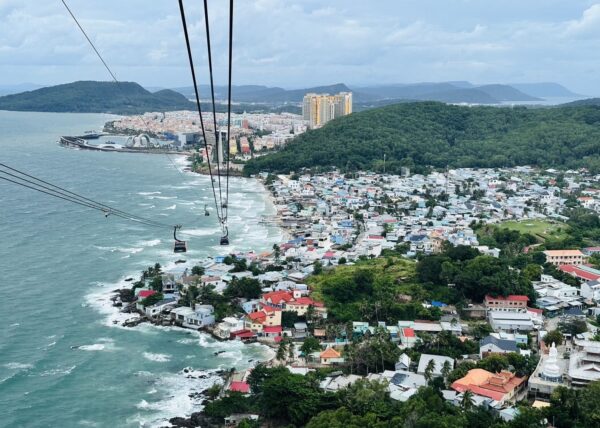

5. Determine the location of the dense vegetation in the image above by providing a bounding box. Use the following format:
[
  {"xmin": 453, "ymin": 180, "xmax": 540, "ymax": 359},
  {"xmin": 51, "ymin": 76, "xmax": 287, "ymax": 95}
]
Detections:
[
  {"xmin": 201, "ymin": 365, "xmax": 600, "ymax": 428},
  {"xmin": 244, "ymin": 102, "xmax": 600, "ymax": 175},
  {"xmin": 308, "ymin": 257, "xmax": 444, "ymax": 323}
]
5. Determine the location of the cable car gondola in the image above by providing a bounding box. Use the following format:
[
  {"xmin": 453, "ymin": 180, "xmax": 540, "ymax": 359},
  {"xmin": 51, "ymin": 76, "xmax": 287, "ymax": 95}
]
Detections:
[
  {"xmin": 220, "ymin": 226, "xmax": 229, "ymax": 246},
  {"xmin": 173, "ymin": 225, "xmax": 187, "ymax": 253}
]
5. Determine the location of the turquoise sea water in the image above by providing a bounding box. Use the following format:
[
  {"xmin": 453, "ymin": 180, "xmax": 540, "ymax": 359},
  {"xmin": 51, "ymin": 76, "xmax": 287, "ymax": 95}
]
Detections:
[{"xmin": 0, "ymin": 111, "xmax": 280, "ymax": 427}]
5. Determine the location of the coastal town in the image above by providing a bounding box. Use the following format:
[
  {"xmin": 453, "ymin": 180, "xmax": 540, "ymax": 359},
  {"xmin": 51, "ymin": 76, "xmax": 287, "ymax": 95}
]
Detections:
[{"xmin": 109, "ymin": 163, "xmax": 600, "ymax": 427}]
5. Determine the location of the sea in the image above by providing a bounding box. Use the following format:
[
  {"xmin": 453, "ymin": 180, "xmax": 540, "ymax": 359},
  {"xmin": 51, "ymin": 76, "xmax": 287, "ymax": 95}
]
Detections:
[{"xmin": 0, "ymin": 111, "xmax": 282, "ymax": 427}]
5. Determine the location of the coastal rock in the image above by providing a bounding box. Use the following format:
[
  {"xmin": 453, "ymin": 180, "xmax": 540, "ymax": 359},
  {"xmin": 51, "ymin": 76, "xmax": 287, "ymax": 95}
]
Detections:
[{"xmin": 168, "ymin": 416, "xmax": 196, "ymax": 428}]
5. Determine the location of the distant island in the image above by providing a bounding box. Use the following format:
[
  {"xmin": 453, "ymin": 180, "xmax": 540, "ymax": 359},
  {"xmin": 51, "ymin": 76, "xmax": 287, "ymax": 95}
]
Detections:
[
  {"xmin": 0, "ymin": 81, "xmax": 196, "ymax": 114},
  {"xmin": 243, "ymin": 101, "xmax": 600, "ymax": 175}
]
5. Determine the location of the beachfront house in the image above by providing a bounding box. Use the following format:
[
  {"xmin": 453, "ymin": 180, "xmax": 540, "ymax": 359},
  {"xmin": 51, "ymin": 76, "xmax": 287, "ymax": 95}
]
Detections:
[
  {"xmin": 171, "ymin": 304, "xmax": 215, "ymax": 329},
  {"xmin": 143, "ymin": 297, "xmax": 178, "ymax": 318}
]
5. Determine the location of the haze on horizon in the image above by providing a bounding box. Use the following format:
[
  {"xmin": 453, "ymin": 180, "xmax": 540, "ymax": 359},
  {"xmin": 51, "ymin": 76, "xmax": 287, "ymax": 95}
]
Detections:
[{"xmin": 1, "ymin": 0, "xmax": 600, "ymax": 95}]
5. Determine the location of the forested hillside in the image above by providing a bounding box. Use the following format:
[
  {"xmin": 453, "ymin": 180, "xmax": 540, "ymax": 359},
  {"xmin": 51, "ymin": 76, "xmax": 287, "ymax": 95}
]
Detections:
[
  {"xmin": 244, "ymin": 102, "xmax": 600, "ymax": 175},
  {"xmin": 0, "ymin": 81, "xmax": 195, "ymax": 114}
]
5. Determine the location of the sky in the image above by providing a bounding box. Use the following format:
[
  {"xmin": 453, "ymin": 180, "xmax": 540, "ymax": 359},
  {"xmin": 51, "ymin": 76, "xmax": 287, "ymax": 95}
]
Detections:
[{"xmin": 1, "ymin": 0, "xmax": 600, "ymax": 95}]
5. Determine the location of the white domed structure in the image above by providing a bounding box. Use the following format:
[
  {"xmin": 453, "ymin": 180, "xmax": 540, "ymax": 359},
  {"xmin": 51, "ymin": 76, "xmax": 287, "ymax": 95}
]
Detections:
[{"xmin": 542, "ymin": 342, "xmax": 562, "ymax": 381}]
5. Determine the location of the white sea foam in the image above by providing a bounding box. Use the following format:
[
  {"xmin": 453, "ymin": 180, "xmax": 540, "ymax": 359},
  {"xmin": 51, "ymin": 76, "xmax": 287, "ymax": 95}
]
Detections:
[
  {"xmin": 143, "ymin": 352, "xmax": 171, "ymax": 362},
  {"xmin": 135, "ymin": 239, "xmax": 161, "ymax": 247},
  {"xmin": 9, "ymin": 323, "xmax": 20, "ymax": 327},
  {"xmin": 163, "ymin": 204, "xmax": 177, "ymax": 210},
  {"xmin": 94, "ymin": 245, "xmax": 144, "ymax": 255},
  {"xmin": 38, "ymin": 365, "xmax": 76, "ymax": 377},
  {"xmin": 77, "ymin": 339, "xmax": 117, "ymax": 352},
  {"xmin": 138, "ymin": 191, "xmax": 162, "ymax": 196},
  {"xmin": 3, "ymin": 362, "xmax": 34, "ymax": 370},
  {"xmin": 129, "ymin": 368, "xmax": 222, "ymax": 428}
]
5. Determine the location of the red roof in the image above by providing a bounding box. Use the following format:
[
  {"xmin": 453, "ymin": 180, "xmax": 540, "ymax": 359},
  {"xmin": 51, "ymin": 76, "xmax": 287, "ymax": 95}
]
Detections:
[
  {"xmin": 289, "ymin": 297, "xmax": 314, "ymax": 305},
  {"xmin": 260, "ymin": 303, "xmax": 281, "ymax": 313},
  {"xmin": 368, "ymin": 235, "xmax": 384, "ymax": 240},
  {"xmin": 262, "ymin": 291, "xmax": 294, "ymax": 305},
  {"xmin": 232, "ymin": 330, "xmax": 256, "ymax": 339},
  {"xmin": 402, "ymin": 327, "xmax": 415, "ymax": 338},
  {"xmin": 323, "ymin": 251, "xmax": 335, "ymax": 259},
  {"xmin": 138, "ymin": 290, "xmax": 156, "ymax": 298},
  {"xmin": 229, "ymin": 381, "xmax": 250, "ymax": 393},
  {"xmin": 485, "ymin": 294, "xmax": 529, "ymax": 302},
  {"xmin": 263, "ymin": 326, "xmax": 282, "ymax": 334},
  {"xmin": 527, "ymin": 307, "xmax": 543, "ymax": 314},
  {"xmin": 559, "ymin": 265, "xmax": 600, "ymax": 281},
  {"xmin": 248, "ymin": 311, "xmax": 266, "ymax": 321}
]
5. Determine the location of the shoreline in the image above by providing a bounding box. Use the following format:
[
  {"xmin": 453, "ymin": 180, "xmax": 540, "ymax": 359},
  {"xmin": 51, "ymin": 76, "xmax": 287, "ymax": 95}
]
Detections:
[{"xmin": 82, "ymin": 153, "xmax": 283, "ymax": 425}]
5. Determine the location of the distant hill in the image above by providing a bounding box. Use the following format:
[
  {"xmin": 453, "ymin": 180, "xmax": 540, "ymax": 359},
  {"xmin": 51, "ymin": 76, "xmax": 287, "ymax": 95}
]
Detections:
[
  {"xmin": 244, "ymin": 101, "xmax": 600, "ymax": 176},
  {"xmin": 175, "ymin": 81, "xmax": 545, "ymax": 105},
  {"xmin": 0, "ymin": 81, "xmax": 195, "ymax": 114},
  {"xmin": 353, "ymin": 83, "xmax": 539, "ymax": 104},
  {"xmin": 510, "ymin": 82, "xmax": 582, "ymax": 98},
  {"xmin": 475, "ymin": 84, "xmax": 540, "ymax": 101},
  {"xmin": 173, "ymin": 83, "xmax": 365, "ymax": 103},
  {"xmin": 560, "ymin": 98, "xmax": 600, "ymax": 107}
]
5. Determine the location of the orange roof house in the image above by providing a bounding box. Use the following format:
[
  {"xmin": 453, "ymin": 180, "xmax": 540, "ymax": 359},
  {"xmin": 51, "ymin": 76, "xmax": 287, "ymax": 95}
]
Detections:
[
  {"xmin": 320, "ymin": 347, "xmax": 343, "ymax": 365},
  {"xmin": 451, "ymin": 369, "xmax": 527, "ymax": 404}
]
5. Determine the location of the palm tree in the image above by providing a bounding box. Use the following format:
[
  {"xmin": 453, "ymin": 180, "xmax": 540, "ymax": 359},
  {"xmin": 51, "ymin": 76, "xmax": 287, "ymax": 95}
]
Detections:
[
  {"xmin": 441, "ymin": 360, "xmax": 452, "ymax": 381},
  {"xmin": 461, "ymin": 390, "xmax": 474, "ymax": 411},
  {"xmin": 276, "ymin": 340, "xmax": 287, "ymax": 362},
  {"xmin": 424, "ymin": 359, "xmax": 436, "ymax": 382},
  {"xmin": 287, "ymin": 340, "xmax": 295, "ymax": 361}
]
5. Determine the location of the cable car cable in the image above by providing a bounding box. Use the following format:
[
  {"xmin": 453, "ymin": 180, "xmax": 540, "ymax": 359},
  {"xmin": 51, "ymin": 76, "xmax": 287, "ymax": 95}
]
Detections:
[
  {"xmin": 202, "ymin": 0, "xmax": 224, "ymax": 213},
  {"xmin": 0, "ymin": 163, "xmax": 172, "ymax": 228},
  {"xmin": 224, "ymin": 0, "xmax": 234, "ymax": 224},
  {"xmin": 177, "ymin": 0, "xmax": 224, "ymax": 226}
]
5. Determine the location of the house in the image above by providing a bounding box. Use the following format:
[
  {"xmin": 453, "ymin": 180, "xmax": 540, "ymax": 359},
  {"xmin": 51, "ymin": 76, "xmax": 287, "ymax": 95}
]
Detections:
[
  {"xmin": 484, "ymin": 295, "xmax": 529, "ymax": 313},
  {"xmin": 214, "ymin": 317, "xmax": 245, "ymax": 339},
  {"xmin": 488, "ymin": 311, "xmax": 535, "ymax": 332},
  {"xmin": 229, "ymin": 381, "xmax": 250, "ymax": 394},
  {"xmin": 479, "ymin": 335, "xmax": 518, "ymax": 358},
  {"xmin": 293, "ymin": 322, "xmax": 308, "ymax": 339},
  {"xmin": 399, "ymin": 327, "xmax": 417, "ymax": 348},
  {"xmin": 395, "ymin": 353, "xmax": 412, "ymax": 371},
  {"xmin": 451, "ymin": 369, "xmax": 527, "ymax": 405},
  {"xmin": 320, "ymin": 347, "xmax": 344, "ymax": 365},
  {"xmin": 319, "ymin": 374, "xmax": 362, "ymax": 392},
  {"xmin": 143, "ymin": 297, "xmax": 177, "ymax": 318},
  {"xmin": 417, "ymin": 354, "xmax": 454, "ymax": 377},
  {"xmin": 286, "ymin": 297, "xmax": 317, "ymax": 316},
  {"xmin": 170, "ymin": 304, "xmax": 215, "ymax": 329},
  {"xmin": 543, "ymin": 249, "xmax": 585, "ymax": 266},
  {"xmin": 581, "ymin": 280, "xmax": 600, "ymax": 302}
]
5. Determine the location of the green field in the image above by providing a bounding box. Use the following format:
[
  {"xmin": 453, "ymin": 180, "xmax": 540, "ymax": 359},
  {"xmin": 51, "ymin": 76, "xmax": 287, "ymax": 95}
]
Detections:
[{"xmin": 499, "ymin": 219, "xmax": 569, "ymax": 242}]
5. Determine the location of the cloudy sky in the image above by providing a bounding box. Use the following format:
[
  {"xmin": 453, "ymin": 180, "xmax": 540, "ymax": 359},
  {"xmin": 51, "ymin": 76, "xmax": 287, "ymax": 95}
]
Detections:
[{"xmin": 1, "ymin": 0, "xmax": 600, "ymax": 94}]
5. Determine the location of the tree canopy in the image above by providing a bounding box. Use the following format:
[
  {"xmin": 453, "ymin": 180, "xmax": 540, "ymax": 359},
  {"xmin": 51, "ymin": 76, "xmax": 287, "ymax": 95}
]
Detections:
[{"xmin": 244, "ymin": 101, "xmax": 600, "ymax": 175}]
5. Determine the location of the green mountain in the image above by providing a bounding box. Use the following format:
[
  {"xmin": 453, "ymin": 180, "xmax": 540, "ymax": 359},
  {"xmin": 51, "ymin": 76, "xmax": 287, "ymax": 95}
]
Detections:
[
  {"xmin": 0, "ymin": 81, "xmax": 195, "ymax": 114},
  {"xmin": 561, "ymin": 98, "xmax": 600, "ymax": 107},
  {"xmin": 244, "ymin": 101, "xmax": 600, "ymax": 175}
]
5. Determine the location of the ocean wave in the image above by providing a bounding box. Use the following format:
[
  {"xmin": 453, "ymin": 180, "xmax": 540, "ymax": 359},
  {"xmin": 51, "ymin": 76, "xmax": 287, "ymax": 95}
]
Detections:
[
  {"xmin": 143, "ymin": 352, "xmax": 171, "ymax": 362},
  {"xmin": 3, "ymin": 362, "xmax": 34, "ymax": 370},
  {"xmin": 94, "ymin": 245, "xmax": 144, "ymax": 255},
  {"xmin": 163, "ymin": 204, "xmax": 177, "ymax": 210},
  {"xmin": 76, "ymin": 339, "xmax": 117, "ymax": 352},
  {"xmin": 135, "ymin": 239, "xmax": 161, "ymax": 247},
  {"xmin": 129, "ymin": 369, "xmax": 221, "ymax": 428},
  {"xmin": 38, "ymin": 365, "xmax": 76, "ymax": 377},
  {"xmin": 138, "ymin": 191, "xmax": 162, "ymax": 196}
]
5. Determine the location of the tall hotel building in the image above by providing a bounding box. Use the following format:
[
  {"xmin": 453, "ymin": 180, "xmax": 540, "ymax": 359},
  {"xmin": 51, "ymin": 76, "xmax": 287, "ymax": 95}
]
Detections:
[{"xmin": 302, "ymin": 92, "xmax": 353, "ymax": 129}]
